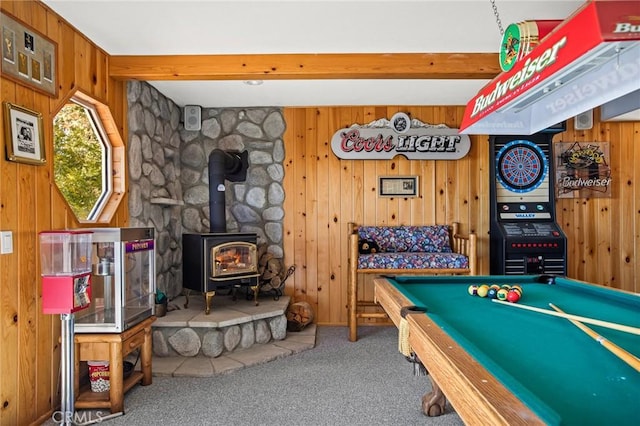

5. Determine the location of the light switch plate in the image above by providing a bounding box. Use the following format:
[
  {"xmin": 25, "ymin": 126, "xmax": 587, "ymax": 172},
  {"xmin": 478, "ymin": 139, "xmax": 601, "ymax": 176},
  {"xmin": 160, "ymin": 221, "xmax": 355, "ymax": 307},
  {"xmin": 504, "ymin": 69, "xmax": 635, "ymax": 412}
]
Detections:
[{"xmin": 0, "ymin": 231, "xmax": 13, "ymax": 254}]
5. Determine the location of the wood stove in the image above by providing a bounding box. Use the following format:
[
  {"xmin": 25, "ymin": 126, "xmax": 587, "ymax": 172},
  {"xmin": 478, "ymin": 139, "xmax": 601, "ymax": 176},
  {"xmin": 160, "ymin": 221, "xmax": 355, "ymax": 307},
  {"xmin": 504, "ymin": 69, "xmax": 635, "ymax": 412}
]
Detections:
[{"xmin": 182, "ymin": 232, "xmax": 259, "ymax": 314}]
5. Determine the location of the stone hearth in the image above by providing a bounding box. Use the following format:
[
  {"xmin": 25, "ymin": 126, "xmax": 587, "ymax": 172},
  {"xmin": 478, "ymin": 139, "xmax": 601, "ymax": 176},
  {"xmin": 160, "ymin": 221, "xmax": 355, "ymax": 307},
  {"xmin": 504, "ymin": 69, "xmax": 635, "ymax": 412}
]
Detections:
[{"xmin": 151, "ymin": 293, "xmax": 316, "ymax": 377}]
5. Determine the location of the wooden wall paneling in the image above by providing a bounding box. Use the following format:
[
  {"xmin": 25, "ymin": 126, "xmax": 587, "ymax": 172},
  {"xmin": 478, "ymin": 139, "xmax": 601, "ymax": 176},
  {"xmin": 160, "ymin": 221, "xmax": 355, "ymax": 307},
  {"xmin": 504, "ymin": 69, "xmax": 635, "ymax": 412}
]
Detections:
[
  {"xmin": 433, "ymin": 107, "xmax": 449, "ymax": 224},
  {"xmin": 634, "ymin": 122, "xmax": 640, "ymax": 293},
  {"xmin": 15, "ymin": 80, "xmax": 38, "ymax": 424},
  {"xmin": 327, "ymin": 108, "xmax": 344, "ymax": 324},
  {"xmin": 617, "ymin": 121, "xmax": 637, "ymax": 292},
  {"xmin": 410, "ymin": 153, "xmax": 425, "ymax": 225},
  {"xmin": 34, "ymin": 88, "xmax": 55, "ymax": 418},
  {"xmin": 314, "ymin": 108, "xmax": 331, "ymax": 322},
  {"xmin": 595, "ymin": 121, "xmax": 612, "ymax": 286},
  {"xmin": 57, "ymin": 21, "xmax": 77, "ymax": 103},
  {"xmin": 74, "ymin": 33, "xmax": 94, "ymax": 92},
  {"xmin": 557, "ymin": 128, "xmax": 581, "ymax": 279},
  {"xmin": 282, "ymin": 110, "xmax": 296, "ymax": 302},
  {"xmin": 592, "ymin": 116, "xmax": 619, "ymax": 286},
  {"xmin": 474, "ymin": 133, "xmax": 491, "ymax": 274},
  {"xmin": 292, "ymin": 109, "xmax": 307, "ymax": 300},
  {"xmin": 0, "ymin": 79, "xmax": 19, "ymax": 425},
  {"xmin": 304, "ymin": 108, "xmax": 319, "ymax": 315},
  {"xmin": 337, "ymin": 108, "xmax": 352, "ymax": 322}
]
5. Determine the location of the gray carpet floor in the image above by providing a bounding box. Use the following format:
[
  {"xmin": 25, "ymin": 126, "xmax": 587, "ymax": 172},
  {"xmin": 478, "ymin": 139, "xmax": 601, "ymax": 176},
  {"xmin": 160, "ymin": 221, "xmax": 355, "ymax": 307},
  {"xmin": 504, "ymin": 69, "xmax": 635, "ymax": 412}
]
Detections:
[{"xmin": 54, "ymin": 326, "xmax": 464, "ymax": 425}]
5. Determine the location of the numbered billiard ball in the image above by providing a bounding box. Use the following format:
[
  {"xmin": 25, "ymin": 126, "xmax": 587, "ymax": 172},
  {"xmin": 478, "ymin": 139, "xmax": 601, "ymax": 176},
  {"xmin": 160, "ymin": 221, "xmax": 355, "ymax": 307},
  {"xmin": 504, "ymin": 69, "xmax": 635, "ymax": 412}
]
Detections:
[
  {"xmin": 468, "ymin": 284, "xmax": 479, "ymax": 296},
  {"xmin": 477, "ymin": 284, "xmax": 489, "ymax": 298},
  {"xmin": 496, "ymin": 288, "xmax": 509, "ymax": 301},
  {"xmin": 487, "ymin": 288, "xmax": 498, "ymax": 299},
  {"xmin": 507, "ymin": 289, "xmax": 521, "ymax": 303}
]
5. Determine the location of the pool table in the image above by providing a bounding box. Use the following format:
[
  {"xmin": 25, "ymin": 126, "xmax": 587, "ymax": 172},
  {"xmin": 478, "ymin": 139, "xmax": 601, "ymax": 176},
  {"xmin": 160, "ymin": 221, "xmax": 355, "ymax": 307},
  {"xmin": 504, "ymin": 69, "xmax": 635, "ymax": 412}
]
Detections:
[{"xmin": 374, "ymin": 275, "xmax": 640, "ymax": 426}]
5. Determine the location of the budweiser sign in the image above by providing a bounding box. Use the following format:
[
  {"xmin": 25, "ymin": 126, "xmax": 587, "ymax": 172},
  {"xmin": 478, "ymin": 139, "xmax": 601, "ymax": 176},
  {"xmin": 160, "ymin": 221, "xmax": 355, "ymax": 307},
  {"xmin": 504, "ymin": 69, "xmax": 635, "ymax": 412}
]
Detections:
[
  {"xmin": 460, "ymin": 0, "xmax": 640, "ymax": 135},
  {"xmin": 331, "ymin": 113, "xmax": 471, "ymax": 160}
]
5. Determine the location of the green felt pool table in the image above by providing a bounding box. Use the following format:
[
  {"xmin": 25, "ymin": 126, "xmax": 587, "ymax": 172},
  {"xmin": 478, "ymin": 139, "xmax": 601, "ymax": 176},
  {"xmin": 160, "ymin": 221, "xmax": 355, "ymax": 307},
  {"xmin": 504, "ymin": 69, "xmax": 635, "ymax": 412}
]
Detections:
[{"xmin": 374, "ymin": 275, "xmax": 640, "ymax": 426}]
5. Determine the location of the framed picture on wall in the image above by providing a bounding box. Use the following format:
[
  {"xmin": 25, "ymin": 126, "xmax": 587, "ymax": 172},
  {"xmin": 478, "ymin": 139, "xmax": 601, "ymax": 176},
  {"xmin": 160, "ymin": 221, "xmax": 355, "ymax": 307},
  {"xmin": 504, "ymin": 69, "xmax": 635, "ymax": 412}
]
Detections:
[
  {"xmin": 379, "ymin": 176, "xmax": 419, "ymax": 197},
  {"xmin": 1, "ymin": 10, "xmax": 57, "ymax": 97},
  {"xmin": 3, "ymin": 102, "xmax": 46, "ymax": 165}
]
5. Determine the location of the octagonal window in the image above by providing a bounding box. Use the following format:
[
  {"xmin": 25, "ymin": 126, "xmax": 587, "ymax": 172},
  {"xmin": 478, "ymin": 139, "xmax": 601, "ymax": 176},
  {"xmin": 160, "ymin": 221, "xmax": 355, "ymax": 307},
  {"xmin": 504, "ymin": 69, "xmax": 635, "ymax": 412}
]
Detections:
[{"xmin": 53, "ymin": 91, "xmax": 125, "ymax": 223}]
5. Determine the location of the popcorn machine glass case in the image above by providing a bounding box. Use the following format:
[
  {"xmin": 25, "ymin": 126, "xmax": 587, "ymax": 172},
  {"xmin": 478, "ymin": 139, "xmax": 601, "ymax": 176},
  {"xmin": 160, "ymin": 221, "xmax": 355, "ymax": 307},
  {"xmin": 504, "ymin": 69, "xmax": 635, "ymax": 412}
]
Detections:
[{"xmin": 74, "ymin": 227, "xmax": 155, "ymax": 333}]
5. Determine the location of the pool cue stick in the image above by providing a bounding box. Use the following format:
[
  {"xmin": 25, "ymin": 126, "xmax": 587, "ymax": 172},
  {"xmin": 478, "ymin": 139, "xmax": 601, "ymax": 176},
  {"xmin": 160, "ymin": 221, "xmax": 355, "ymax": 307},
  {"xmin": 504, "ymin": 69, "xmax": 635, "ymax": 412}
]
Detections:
[
  {"xmin": 491, "ymin": 299, "xmax": 640, "ymax": 336},
  {"xmin": 549, "ymin": 303, "xmax": 640, "ymax": 373}
]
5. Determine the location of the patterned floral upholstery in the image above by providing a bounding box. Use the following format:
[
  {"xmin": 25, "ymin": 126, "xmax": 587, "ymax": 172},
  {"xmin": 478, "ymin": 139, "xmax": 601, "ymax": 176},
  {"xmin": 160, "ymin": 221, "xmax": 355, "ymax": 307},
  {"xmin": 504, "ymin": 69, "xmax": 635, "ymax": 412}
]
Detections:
[
  {"xmin": 356, "ymin": 225, "xmax": 469, "ymax": 270},
  {"xmin": 357, "ymin": 252, "xmax": 469, "ymax": 269},
  {"xmin": 358, "ymin": 226, "xmax": 452, "ymax": 253}
]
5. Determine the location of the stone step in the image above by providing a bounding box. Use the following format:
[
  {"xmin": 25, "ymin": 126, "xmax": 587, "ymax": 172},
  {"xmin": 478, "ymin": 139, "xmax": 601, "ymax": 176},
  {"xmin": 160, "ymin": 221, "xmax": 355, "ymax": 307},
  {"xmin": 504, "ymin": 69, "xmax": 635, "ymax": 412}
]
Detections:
[{"xmin": 152, "ymin": 294, "xmax": 292, "ymax": 358}]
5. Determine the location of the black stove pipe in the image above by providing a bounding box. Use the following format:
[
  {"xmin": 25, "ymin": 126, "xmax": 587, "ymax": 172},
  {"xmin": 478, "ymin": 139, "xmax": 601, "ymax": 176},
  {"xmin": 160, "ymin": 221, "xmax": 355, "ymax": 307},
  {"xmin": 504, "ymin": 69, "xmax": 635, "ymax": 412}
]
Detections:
[{"xmin": 208, "ymin": 149, "xmax": 249, "ymax": 233}]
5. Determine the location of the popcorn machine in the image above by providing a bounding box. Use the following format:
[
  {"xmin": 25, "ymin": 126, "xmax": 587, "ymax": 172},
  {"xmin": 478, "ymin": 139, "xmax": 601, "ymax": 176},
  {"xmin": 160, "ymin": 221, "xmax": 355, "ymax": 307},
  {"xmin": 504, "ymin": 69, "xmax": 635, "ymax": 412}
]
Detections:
[{"xmin": 75, "ymin": 227, "xmax": 156, "ymax": 333}]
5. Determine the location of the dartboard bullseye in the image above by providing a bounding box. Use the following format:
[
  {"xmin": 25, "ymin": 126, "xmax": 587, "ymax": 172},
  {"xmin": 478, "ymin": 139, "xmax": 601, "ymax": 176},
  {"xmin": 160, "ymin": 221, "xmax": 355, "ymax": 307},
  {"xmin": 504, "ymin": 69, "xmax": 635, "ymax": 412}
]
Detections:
[{"xmin": 496, "ymin": 140, "xmax": 548, "ymax": 193}]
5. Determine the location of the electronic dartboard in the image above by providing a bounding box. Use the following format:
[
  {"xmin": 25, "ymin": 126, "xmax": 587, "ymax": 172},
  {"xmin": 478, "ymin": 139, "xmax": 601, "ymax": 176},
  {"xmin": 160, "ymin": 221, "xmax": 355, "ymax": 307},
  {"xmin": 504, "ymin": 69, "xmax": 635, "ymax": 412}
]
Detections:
[
  {"xmin": 489, "ymin": 131, "xmax": 567, "ymax": 276},
  {"xmin": 496, "ymin": 140, "xmax": 547, "ymax": 194}
]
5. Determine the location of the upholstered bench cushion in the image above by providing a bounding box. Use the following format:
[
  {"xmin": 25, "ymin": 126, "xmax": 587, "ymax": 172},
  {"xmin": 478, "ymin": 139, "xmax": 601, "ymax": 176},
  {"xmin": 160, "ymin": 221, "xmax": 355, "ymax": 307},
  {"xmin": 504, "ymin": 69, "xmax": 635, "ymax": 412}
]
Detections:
[
  {"xmin": 357, "ymin": 252, "xmax": 469, "ymax": 270},
  {"xmin": 358, "ymin": 225, "xmax": 452, "ymax": 253}
]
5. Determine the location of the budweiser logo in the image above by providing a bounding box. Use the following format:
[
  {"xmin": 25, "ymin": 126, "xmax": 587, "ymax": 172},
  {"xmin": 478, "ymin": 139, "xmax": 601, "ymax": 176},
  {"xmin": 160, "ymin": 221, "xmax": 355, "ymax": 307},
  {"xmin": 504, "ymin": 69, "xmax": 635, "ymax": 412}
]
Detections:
[
  {"xmin": 614, "ymin": 23, "xmax": 640, "ymax": 33},
  {"xmin": 471, "ymin": 36, "xmax": 568, "ymax": 118}
]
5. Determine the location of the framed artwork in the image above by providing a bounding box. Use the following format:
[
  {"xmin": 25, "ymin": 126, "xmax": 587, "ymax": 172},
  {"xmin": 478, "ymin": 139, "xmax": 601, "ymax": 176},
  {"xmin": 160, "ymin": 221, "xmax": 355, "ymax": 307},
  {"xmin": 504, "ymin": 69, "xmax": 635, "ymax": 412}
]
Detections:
[
  {"xmin": 3, "ymin": 102, "xmax": 46, "ymax": 165},
  {"xmin": 379, "ymin": 176, "xmax": 419, "ymax": 197},
  {"xmin": 1, "ymin": 10, "xmax": 57, "ymax": 97}
]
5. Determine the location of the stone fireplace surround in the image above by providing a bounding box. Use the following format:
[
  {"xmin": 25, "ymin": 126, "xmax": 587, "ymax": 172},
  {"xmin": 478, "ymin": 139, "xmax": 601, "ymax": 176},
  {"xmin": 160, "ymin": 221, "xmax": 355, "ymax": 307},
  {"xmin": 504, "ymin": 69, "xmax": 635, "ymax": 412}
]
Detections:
[{"xmin": 126, "ymin": 81, "xmax": 287, "ymax": 300}]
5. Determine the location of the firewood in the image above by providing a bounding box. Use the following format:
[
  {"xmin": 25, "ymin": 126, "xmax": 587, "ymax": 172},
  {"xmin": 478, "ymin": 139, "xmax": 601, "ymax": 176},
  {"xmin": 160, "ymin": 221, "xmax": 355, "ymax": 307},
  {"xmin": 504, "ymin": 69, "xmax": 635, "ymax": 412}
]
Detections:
[{"xmin": 286, "ymin": 301, "xmax": 314, "ymax": 331}]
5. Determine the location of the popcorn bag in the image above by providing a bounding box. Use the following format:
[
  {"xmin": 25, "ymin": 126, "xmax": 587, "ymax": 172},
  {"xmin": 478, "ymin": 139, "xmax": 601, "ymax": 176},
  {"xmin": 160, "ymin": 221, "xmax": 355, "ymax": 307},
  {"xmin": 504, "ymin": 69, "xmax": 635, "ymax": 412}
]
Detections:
[{"xmin": 87, "ymin": 361, "xmax": 110, "ymax": 392}]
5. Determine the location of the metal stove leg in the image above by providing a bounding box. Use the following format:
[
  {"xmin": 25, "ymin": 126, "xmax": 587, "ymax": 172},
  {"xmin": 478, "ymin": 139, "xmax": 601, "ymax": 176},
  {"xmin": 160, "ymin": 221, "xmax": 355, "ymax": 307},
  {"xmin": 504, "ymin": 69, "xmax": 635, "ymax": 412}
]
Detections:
[{"xmin": 204, "ymin": 290, "xmax": 215, "ymax": 314}]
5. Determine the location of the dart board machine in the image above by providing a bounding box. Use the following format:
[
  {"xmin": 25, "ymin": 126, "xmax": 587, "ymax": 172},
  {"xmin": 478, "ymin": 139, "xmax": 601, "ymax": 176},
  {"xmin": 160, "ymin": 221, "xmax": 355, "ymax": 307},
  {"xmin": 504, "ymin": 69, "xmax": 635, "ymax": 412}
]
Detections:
[{"xmin": 489, "ymin": 128, "xmax": 567, "ymax": 276}]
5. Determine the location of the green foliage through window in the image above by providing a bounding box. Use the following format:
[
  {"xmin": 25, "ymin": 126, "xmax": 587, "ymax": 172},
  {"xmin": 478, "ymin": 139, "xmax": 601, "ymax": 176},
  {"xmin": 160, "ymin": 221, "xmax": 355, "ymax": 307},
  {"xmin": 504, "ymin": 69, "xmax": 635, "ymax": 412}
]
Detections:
[{"xmin": 54, "ymin": 103, "xmax": 105, "ymax": 220}]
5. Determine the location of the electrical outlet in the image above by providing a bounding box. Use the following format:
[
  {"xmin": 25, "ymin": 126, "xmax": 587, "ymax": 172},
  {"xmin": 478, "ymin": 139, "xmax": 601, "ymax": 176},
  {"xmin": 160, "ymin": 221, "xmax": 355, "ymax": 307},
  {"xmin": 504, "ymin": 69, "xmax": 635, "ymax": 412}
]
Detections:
[{"xmin": 0, "ymin": 231, "xmax": 13, "ymax": 254}]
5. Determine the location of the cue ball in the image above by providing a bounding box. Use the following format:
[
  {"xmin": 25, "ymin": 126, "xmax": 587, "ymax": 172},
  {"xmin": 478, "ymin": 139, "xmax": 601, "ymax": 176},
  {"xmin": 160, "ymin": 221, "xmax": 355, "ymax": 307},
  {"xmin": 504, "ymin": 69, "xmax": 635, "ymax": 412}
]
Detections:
[
  {"xmin": 496, "ymin": 288, "xmax": 509, "ymax": 301},
  {"xmin": 487, "ymin": 288, "xmax": 498, "ymax": 299},
  {"xmin": 468, "ymin": 284, "xmax": 479, "ymax": 296},
  {"xmin": 477, "ymin": 285, "xmax": 489, "ymax": 298},
  {"xmin": 507, "ymin": 290, "xmax": 521, "ymax": 303}
]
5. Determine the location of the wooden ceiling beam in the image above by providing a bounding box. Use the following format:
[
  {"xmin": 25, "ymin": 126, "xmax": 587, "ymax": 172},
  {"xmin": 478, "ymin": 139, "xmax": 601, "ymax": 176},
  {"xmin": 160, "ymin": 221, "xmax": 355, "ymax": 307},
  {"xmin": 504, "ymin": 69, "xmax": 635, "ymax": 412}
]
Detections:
[{"xmin": 109, "ymin": 53, "xmax": 500, "ymax": 81}]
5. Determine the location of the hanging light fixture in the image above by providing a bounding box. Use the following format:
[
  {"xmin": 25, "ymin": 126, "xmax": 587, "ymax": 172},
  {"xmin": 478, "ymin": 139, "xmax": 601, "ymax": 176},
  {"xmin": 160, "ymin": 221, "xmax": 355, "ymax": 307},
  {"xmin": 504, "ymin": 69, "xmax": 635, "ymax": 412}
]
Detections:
[{"xmin": 460, "ymin": 0, "xmax": 640, "ymax": 135}]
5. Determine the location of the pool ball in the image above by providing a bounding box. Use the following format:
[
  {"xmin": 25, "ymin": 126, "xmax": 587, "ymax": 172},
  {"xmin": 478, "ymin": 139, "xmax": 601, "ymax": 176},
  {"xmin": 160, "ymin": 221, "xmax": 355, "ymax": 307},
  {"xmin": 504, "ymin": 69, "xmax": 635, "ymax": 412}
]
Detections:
[
  {"xmin": 509, "ymin": 286, "xmax": 522, "ymax": 297},
  {"xmin": 487, "ymin": 288, "xmax": 498, "ymax": 299},
  {"xmin": 477, "ymin": 284, "xmax": 489, "ymax": 298},
  {"xmin": 468, "ymin": 284, "xmax": 479, "ymax": 296},
  {"xmin": 511, "ymin": 285, "xmax": 522, "ymax": 294},
  {"xmin": 500, "ymin": 284, "xmax": 511, "ymax": 290},
  {"xmin": 496, "ymin": 288, "xmax": 509, "ymax": 301},
  {"xmin": 490, "ymin": 284, "xmax": 501, "ymax": 291},
  {"xmin": 507, "ymin": 289, "xmax": 521, "ymax": 303}
]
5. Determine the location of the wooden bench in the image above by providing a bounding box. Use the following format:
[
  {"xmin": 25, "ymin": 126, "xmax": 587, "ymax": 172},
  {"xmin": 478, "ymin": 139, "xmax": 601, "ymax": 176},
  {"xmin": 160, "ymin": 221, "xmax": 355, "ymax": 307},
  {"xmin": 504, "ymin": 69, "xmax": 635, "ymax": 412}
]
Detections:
[{"xmin": 347, "ymin": 222, "xmax": 477, "ymax": 341}]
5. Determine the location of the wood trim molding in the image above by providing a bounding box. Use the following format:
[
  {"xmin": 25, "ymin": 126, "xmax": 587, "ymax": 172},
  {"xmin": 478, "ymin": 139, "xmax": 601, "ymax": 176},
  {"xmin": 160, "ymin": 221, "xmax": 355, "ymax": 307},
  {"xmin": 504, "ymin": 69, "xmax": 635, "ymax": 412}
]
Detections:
[{"xmin": 109, "ymin": 52, "xmax": 500, "ymax": 81}]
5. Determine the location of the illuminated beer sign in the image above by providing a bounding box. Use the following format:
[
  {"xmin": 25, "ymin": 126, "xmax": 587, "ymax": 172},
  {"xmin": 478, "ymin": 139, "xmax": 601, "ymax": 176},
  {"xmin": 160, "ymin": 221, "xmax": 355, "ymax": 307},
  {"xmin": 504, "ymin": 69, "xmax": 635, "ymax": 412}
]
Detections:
[{"xmin": 331, "ymin": 113, "xmax": 471, "ymax": 160}]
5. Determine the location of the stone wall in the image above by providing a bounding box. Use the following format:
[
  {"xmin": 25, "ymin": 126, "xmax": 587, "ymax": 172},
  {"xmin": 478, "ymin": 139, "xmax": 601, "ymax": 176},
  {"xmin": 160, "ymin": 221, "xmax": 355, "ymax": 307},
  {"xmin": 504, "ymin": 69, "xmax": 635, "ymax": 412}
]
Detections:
[{"xmin": 127, "ymin": 81, "xmax": 286, "ymax": 299}]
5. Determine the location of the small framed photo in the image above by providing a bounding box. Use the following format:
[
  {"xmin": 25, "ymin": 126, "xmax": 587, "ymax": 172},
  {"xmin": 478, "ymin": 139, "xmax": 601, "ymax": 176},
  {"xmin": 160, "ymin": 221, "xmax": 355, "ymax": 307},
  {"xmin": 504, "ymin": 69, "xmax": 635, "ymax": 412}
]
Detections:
[
  {"xmin": 1, "ymin": 11, "xmax": 57, "ymax": 96},
  {"xmin": 3, "ymin": 102, "xmax": 46, "ymax": 165},
  {"xmin": 379, "ymin": 176, "xmax": 419, "ymax": 197}
]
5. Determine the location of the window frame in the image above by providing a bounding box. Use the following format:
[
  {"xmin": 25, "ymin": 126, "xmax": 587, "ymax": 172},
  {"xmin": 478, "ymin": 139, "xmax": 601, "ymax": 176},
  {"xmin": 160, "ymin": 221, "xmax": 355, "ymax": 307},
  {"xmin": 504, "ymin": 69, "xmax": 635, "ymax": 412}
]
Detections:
[{"xmin": 53, "ymin": 90, "xmax": 125, "ymax": 224}]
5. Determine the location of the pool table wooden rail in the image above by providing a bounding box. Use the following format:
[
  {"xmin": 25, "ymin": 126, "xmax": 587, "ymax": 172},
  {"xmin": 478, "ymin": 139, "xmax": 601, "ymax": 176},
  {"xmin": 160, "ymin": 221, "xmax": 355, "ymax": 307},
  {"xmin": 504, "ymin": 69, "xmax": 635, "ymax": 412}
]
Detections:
[{"xmin": 374, "ymin": 278, "xmax": 545, "ymax": 425}]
